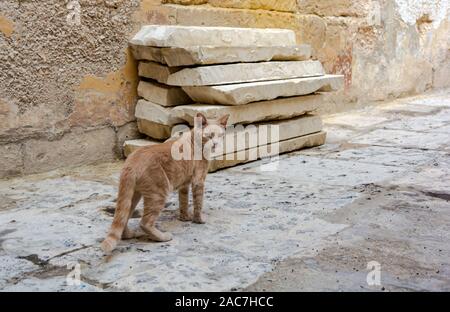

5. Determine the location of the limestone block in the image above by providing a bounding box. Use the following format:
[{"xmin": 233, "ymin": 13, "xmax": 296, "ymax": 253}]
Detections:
[
  {"xmin": 130, "ymin": 25, "xmax": 297, "ymax": 48},
  {"xmin": 138, "ymin": 80, "xmax": 192, "ymax": 107},
  {"xmin": 23, "ymin": 128, "xmax": 116, "ymax": 174},
  {"xmin": 208, "ymin": 0, "xmax": 298, "ymax": 12},
  {"xmin": 138, "ymin": 61, "xmax": 181, "ymax": 84},
  {"xmin": 297, "ymin": 0, "xmax": 369, "ymax": 17},
  {"xmin": 183, "ymin": 75, "xmax": 344, "ymax": 105},
  {"xmin": 160, "ymin": 45, "xmax": 312, "ymax": 67},
  {"xmin": 173, "ymin": 5, "xmax": 299, "ymax": 37},
  {"xmin": 217, "ymin": 115, "xmax": 323, "ymax": 156},
  {"xmin": 123, "ymin": 139, "xmax": 160, "ymax": 157},
  {"xmin": 130, "ymin": 45, "xmax": 166, "ymax": 64},
  {"xmin": 209, "ymin": 131, "xmax": 327, "ymax": 172},
  {"xmin": 137, "ymin": 119, "xmax": 175, "ymax": 140},
  {"xmin": 171, "ymin": 94, "xmax": 324, "ymax": 125},
  {"xmin": 116, "ymin": 122, "xmax": 142, "ymax": 157},
  {"xmin": 135, "ymin": 99, "xmax": 184, "ymax": 126},
  {"xmin": 124, "ymin": 116, "xmax": 325, "ymax": 163},
  {"xmin": 166, "ymin": 60, "xmax": 324, "ymax": 86}
]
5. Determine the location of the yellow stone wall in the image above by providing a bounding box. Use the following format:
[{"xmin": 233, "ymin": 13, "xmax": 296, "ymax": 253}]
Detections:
[{"xmin": 0, "ymin": 0, "xmax": 449, "ymax": 178}]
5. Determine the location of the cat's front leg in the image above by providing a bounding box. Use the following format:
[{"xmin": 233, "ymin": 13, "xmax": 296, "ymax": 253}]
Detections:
[
  {"xmin": 178, "ymin": 185, "xmax": 192, "ymax": 222},
  {"xmin": 192, "ymin": 182, "xmax": 205, "ymax": 224}
]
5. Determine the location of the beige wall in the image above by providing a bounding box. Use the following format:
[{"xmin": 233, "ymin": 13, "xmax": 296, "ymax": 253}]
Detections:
[{"xmin": 0, "ymin": 0, "xmax": 449, "ymax": 178}]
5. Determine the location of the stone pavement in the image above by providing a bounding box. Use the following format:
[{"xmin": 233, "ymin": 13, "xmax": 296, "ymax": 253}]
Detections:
[{"xmin": 0, "ymin": 90, "xmax": 449, "ymax": 291}]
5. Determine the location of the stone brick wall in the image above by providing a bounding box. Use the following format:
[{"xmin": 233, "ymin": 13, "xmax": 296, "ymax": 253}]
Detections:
[{"xmin": 0, "ymin": 0, "xmax": 449, "ymax": 178}]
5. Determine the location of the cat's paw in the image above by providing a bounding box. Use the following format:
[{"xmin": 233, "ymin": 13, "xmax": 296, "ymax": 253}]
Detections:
[
  {"xmin": 179, "ymin": 213, "xmax": 193, "ymax": 222},
  {"xmin": 121, "ymin": 228, "xmax": 135, "ymax": 240},
  {"xmin": 159, "ymin": 232, "xmax": 173, "ymax": 242},
  {"xmin": 193, "ymin": 216, "xmax": 206, "ymax": 224}
]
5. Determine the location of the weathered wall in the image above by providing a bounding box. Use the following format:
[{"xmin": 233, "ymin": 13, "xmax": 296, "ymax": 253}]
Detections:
[{"xmin": 0, "ymin": 0, "xmax": 449, "ymax": 178}]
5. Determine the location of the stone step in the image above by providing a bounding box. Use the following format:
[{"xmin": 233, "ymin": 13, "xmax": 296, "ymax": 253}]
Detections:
[
  {"xmin": 138, "ymin": 61, "xmax": 181, "ymax": 84},
  {"xmin": 138, "ymin": 80, "xmax": 192, "ymax": 107},
  {"xmin": 130, "ymin": 25, "xmax": 297, "ymax": 48},
  {"xmin": 209, "ymin": 131, "xmax": 326, "ymax": 172},
  {"xmin": 123, "ymin": 131, "xmax": 327, "ymax": 171},
  {"xmin": 165, "ymin": 60, "xmax": 325, "ymax": 86},
  {"xmin": 171, "ymin": 94, "xmax": 324, "ymax": 126},
  {"xmin": 131, "ymin": 45, "xmax": 312, "ymax": 66},
  {"xmin": 182, "ymin": 75, "xmax": 344, "ymax": 105}
]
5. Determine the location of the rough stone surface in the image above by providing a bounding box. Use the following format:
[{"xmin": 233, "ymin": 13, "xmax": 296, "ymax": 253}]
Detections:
[
  {"xmin": 138, "ymin": 80, "xmax": 192, "ymax": 107},
  {"xmin": 183, "ymin": 75, "xmax": 344, "ymax": 105},
  {"xmin": 138, "ymin": 61, "xmax": 181, "ymax": 84},
  {"xmin": 208, "ymin": 0, "xmax": 298, "ymax": 12},
  {"xmin": 0, "ymin": 143, "xmax": 23, "ymax": 177},
  {"xmin": 171, "ymin": 94, "xmax": 324, "ymax": 125},
  {"xmin": 126, "ymin": 114, "xmax": 322, "ymax": 157},
  {"xmin": 217, "ymin": 114, "xmax": 323, "ymax": 155},
  {"xmin": 137, "ymin": 119, "xmax": 177, "ymax": 140},
  {"xmin": 166, "ymin": 60, "xmax": 325, "ymax": 86},
  {"xmin": 130, "ymin": 45, "xmax": 166, "ymax": 64},
  {"xmin": 130, "ymin": 25, "xmax": 297, "ymax": 48},
  {"xmin": 116, "ymin": 122, "xmax": 142, "ymax": 157},
  {"xmin": 135, "ymin": 99, "xmax": 184, "ymax": 126},
  {"xmin": 160, "ymin": 45, "xmax": 312, "ymax": 66},
  {"xmin": 124, "ymin": 139, "xmax": 160, "ymax": 157},
  {"xmin": 1, "ymin": 1, "xmax": 448, "ymax": 179},
  {"xmin": 0, "ymin": 92, "xmax": 449, "ymax": 291},
  {"xmin": 23, "ymin": 128, "xmax": 117, "ymax": 174}
]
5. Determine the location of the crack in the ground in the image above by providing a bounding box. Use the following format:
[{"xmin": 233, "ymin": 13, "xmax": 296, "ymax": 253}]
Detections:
[{"xmin": 421, "ymin": 191, "xmax": 450, "ymax": 201}]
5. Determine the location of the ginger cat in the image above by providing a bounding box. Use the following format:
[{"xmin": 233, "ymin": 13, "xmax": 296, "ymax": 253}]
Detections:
[{"xmin": 101, "ymin": 113, "xmax": 229, "ymax": 254}]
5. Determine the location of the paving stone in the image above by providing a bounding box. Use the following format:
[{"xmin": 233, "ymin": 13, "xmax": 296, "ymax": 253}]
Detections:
[
  {"xmin": 130, "ymin": 25, "xmax": 297, "ymax": 48},
  {"xmin": 130, "ymin": 45, "xmax": 166, "ymax": 64},
  {"xmin": 350, "ymin": 128, "xmax": 450, "ymax": 150},
  {"xmin": 160, "ymin": 45, "xmax": 312, "ymax": 66},
  {"xmin": 171, "ymin": 94, "xmax": 324, "ymax": 125},
  {"xmin": 324, "ymin": 112, "xmax": 390, "ymax": 129},
  {"xmin": 210, "ymin": 131, "xmax": 327, "ymax": 172},
  {"xmin": 182, "ymin": 75, "xmax": 344, "ymax": 105},
  {"xmin": 138, "ymin": 80, "xmax": 192, "ymax": 107},
  {"xmin": 166, "ymin": 60, "xmax": 324, "ymax": 86},
  {"xmin": 135, "ymin": 99, "xmax": 184, "ymax": 126},
  {"xmin": 126, "ymin": 115, "xmax": 322, "ymax": 157},
  {"xmin": 137, "ymin": 119, "xmax": 177, "ymax": 140},
  {"xmin": 123, "ymin": 139, "xmax": 160, "ymax": 157}
]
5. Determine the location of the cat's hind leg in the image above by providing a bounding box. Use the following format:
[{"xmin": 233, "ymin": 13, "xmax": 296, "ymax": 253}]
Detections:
[
  {"xmin": 178, "ymin": 185, "xmax": 192, "ymax": 222},
  {"xmin": 122, "ymin": 192, "xmax": 142, "ymax": 240},
  {"xmin": 140, "ymin": 194, "xmax": 173, "ymax": 242}
]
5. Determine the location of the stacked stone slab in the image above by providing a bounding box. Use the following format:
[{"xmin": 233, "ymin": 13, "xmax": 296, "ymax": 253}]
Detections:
[{"xmin": 126, "ymin": 25, "xmax": 344, "ymax": 172}]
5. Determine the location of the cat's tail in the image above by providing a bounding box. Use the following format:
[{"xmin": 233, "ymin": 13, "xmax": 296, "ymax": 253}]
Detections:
[{"xmin": 101, "ymin": 167, "xmax": 136, "ymax": 254}]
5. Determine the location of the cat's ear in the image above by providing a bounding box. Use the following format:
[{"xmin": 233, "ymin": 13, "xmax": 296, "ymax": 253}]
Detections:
[
  {"xmin": 218, "ymin": 114, "xmax": 230, "ymax": 128},
  {"xmin": 195, "ymin": 113, "xmax": 208, "ymax": 128}
]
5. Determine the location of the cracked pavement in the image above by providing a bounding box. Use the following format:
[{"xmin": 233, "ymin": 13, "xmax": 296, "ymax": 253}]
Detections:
[{"xmin": 0, "ymin": 90, "xmax": 449, "ymax": 291}]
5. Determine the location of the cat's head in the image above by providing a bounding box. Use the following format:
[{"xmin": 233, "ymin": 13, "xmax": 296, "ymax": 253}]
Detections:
[{"xmin": 194, "ymin": 113, "xmax": 230, "ymax": 153}]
